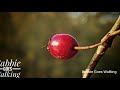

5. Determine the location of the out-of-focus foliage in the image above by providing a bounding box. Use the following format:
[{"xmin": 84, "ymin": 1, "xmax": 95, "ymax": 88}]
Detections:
[{"xmin": 0, "ymin": 12, "xmax": 120, "ymax": 78}]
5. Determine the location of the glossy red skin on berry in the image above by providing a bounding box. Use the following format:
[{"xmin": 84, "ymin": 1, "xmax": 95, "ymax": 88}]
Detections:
[{"xmin": 47, "ymin": 34, "xmax": 79, "ymax": 60}]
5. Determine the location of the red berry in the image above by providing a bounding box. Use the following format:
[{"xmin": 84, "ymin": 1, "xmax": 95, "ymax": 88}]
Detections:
[{"xmin": 47, "ymin": 34, "xmax": 79, "ymax": 60}]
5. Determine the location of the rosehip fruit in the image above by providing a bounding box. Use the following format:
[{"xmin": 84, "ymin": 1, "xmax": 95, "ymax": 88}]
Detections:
[{"xmin": 47, "ymin": 34, "xmax": 79, "ymax": 60}]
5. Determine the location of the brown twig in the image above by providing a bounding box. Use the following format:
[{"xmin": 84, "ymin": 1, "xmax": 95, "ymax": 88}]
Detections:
[
  {"xmin": 82, "ymin": 15, "xmax": 120, "ymax": 78},
  {"xmin": 74, "ymin": 30, "xmax": 120, "ymax": 51},
  {"xmin": 74, "ymin": 43, "xmax": 101, "ymax": 50},
  {"xmin": 109, "ymin": 30, "xmax": 120, "ymax": 36}
]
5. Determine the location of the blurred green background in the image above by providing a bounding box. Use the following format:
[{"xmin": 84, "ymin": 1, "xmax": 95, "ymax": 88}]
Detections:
[{"xmin": 0, "ymin": 12, "xmax": 120, "ymax": 78}]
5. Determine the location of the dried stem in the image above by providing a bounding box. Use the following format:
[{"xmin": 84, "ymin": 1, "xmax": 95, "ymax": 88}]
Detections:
[
  {"xmin": 74, "ymin": 43, "xmax": 101, "ymax": 50},
  {"xmin": 109, "ymin": 30, "xmax": 120, "ymax": 36},
  {"xmin": 74, "ymin": 30, "xmax": 120, "ymax": 51},
  {"xmin": 82, "ymin": 15, "xmax": 120, "ymax": 78}
]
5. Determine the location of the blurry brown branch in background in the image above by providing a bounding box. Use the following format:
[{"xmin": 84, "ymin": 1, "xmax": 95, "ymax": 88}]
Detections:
[{"xmin": 82, "ymin": 15, "xmax": 120, "ymax": 78}]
